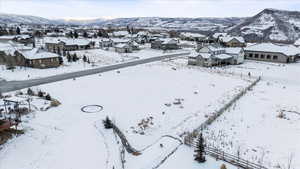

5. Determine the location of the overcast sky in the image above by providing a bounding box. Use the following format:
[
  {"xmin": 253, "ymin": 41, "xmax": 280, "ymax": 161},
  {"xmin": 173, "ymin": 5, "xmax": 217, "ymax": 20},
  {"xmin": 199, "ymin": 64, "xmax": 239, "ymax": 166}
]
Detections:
[{"xmin": 0, "ymin": 0, "xmax": 300, "ymax": 20}]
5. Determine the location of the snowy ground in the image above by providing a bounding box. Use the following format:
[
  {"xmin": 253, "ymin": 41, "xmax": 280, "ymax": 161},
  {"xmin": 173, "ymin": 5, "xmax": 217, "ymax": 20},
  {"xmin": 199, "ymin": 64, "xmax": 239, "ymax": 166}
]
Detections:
[
  {"xmin": 203, "ymin": 60, "xmax": 300, "ymax": 169},
  {"xmin": 0, "ymin": 59, "xmax": 252, "ymax": 169},
  {"xmin": 0, "ymin": 47, "xmax": 189, "ymax": 81}
]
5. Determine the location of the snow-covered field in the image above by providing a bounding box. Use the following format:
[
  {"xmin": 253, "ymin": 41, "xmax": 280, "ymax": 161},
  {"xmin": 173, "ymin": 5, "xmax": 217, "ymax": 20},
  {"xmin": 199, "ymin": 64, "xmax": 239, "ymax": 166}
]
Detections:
[
  {"xmin": 203, "ymin": 60, "xmax": 300, "ymax": 169},
  {"xmin": 0, "ymin": 59, "xmax": 252, "ymax": 169},
  {"xmin": 0, "ymin": 47, "xmax": 189, "ymax": 81}
]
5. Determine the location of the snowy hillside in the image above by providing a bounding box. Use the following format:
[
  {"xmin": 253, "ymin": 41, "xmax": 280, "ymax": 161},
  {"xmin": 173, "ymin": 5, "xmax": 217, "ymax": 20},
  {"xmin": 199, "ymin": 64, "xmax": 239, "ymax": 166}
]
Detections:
[
  {"xmin": 229, "ymin": 8, "xmax": 300, "ymax": 42},
  {"xmin": 93, "ymin": 17, "xmax": 244, "ymax": 32},
  {"xmin": 0, "ymin": 13, "xmax": 60, "ymax": 25}
]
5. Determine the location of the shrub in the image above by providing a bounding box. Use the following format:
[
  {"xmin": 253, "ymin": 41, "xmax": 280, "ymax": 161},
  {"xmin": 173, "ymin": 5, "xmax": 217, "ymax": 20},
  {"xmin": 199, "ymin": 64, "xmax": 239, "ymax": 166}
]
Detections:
[
  {"xmin": 38, "ymin": 91, "xmax": 44, "ymax": 97},
  {"xmin": 220, "ymin": 164, "xmax": 227, "ymax": 169},
  {"xmin": 45, "ymin": 94, "xmax": 52, "ymax": 101},
  {"xmin": 50, "ymin": 100, "xmax": 61, "ymax": 107},
  {"xmin": 27, "ymin": 88, "xmax": 34, "ymax": 96}
]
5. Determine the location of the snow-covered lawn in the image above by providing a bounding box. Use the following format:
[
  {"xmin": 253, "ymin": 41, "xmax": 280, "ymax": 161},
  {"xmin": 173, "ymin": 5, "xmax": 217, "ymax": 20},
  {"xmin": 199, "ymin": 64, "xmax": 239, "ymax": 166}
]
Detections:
[
  {"xmin": 0, "ymin": 59, "xmax": 251, "ymax": 169},
  {"xmin": 203, "ymin": 60, "xmax": 300, "ymax": 169},
  {"xmin": 0, "ymin": 47, "xmax": 190, "ymax": 81}
]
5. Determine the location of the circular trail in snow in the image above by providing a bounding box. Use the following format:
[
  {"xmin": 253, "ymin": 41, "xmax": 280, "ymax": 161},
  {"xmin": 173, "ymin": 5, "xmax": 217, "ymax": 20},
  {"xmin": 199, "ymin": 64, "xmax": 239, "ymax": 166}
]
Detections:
[{"xmin": 81, "ymin": 105, "xmax": 103, "ymax": 113}]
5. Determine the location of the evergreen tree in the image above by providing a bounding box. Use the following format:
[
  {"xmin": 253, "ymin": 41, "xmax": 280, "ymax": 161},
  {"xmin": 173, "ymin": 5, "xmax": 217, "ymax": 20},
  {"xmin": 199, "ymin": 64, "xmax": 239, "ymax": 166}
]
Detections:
[
  {"xmin": 83, "ymin": 55, "xmax": 87, "ymax": 62},
  {"xmin": 72, "ymin": 53, "xmax": 78, "ymax": 62},
  {"xmin": 67, "ymin": 52, "xmax": 72, "ymax": 62},
  {"xmin": 58, "ymin": 57, "xmax": 63, "ymax": 64},
  {"xmin": 103, "ymin": 117, "xmax": 113, "ymax": 129},
  {"xmin": 68, "ymin": 31, "xmax": 74, "ymax": 38},
  {"xmin": 194, "ymin": 133, "xmax": 206, "ymax": 163},
  {"xmin": 127, "ymin": 25, "xmax": 131, "ymax": 34},
  {"xmin": 45, "ymin": 94, "xmax": 51, "ymax": 101},
  {"xmin": 74, "ymin": 31, "xmax": 79, "ymax": 38},
  {"xmin": 27, "ymin": 88, "xmax": 34, "ymax": 96},
  {"xmin": 38, "ymin": 91, "xmax": 44, "ymax": 98},
  {"xmin": 83, "ymin": 31, "xmax": 88, "ymax": 38},
  {"xmin": 16, "ymin": 27, "xmax": 21, "ymax": 35},
  {"xmin": 93, "ymin": 33, "xmax": 97, "ymax": 38}
]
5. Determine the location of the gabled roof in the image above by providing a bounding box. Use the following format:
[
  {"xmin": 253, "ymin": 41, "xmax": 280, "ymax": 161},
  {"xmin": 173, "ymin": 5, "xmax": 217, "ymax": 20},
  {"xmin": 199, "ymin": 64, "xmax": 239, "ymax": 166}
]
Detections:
[
  {"xmin": 225, "ymin": 47, "xmax": 243, "ymax": 55},
  {"xmin": 212, "ymin": 33, "xmax": 228, "ymax": 39},
  {"xmin": 20, "ymin": 48, "xmax": 59, "ymax": 60},
  {"xmin": 44, "ymin": 37, "xmax": 91, "ymax": 46},
  {"xmin": 220, "ymin": 36, "xmax": 245, "ymax": 43},
  {"xmin": 245, "ymin": 43, "xmax": 300, "ymax": 56}
]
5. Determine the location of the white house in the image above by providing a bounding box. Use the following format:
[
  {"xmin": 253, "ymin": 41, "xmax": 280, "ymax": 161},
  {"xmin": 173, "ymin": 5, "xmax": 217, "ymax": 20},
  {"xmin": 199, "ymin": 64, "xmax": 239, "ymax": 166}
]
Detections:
[{"xmin": 188, "ymin": 45, "xmax": 244, "ymax": 67}]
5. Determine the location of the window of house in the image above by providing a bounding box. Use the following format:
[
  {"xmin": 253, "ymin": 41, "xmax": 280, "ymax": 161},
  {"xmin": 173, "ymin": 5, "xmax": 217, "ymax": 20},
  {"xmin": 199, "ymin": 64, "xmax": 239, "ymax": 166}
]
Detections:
[
  {"xmin": 254, "ymin": 54, "xmax": 259, "ymax": 58},
  {"xmin": 248, "ymin": 53, "xmax": 253, "ymax": 58},
  {"xmin": 273, "ymin": 55, "xmax": 278, "ymax": 60},
  {"xmin": 267, "ymin": 55, "xmax": 271, "ymax": 59},
  {"xmin": 260, "ymin": 54, "xmax": 265, "ymax": 59}
]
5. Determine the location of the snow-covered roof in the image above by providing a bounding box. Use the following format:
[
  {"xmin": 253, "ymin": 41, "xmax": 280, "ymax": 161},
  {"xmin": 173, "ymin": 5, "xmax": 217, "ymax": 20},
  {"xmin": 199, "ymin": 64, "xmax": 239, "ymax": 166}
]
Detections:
[
  {"xmin": 44, "ymin": 37, "xmax": 91, "ymax": 46},
  {"xmin": 113, "ymin": 31, "xmax": 129, "ymax": 37},
  {"xmin": 112, "ymin": 38, "xmax": 130, "ymax": 43},
  {"xmin": 162, "ymin": 39, "xmax": 178, "ymax": 45},
  {"xmin": 245, "ymin": 43, "xmax": 300, "ymax": 56},
  {"xmin": 225, "ymin": 47, "xmax": 243, "ymax": 54},
  {"xmin": 215, "ymin": 53, "xmax": 233, "ymax": 60},
  {"xmin": 20, "ymin": 48, "xmax": 59, "ymax": 60},
  {"xmin": 212, "ymin": 33, "xmax": 228, "ymax": 39},
  {"xmin": 220, "ymin": 36, "xmax": 245, "ymax": 43},
  {"xmin": 115, "ymin": 44, "xmax": 130, "ymax": 48},
  {"xmin": 181, "ymin": 32, "xmax": 206, "ymax": 38},
  {"xmin": 0, "ymin": 36, "xmax": 16, "ymax": 40},
  {"xmin": 199, "ymin": 53, "xmax": 212, "ymax": 59},
  {"xmin": 0, "ymin": 42, "xmax": 32, "ymax": 55},
  {"xmin": 0, "ymin": 43, "xmax": 17, "ymax": 55}
]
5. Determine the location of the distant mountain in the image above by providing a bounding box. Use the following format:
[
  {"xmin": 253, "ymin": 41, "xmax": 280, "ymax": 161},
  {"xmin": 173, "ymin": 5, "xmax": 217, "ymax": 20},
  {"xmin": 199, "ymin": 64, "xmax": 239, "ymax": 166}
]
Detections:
[
  {"xmin": 93, "ymin": 17, "xmax": 245, "ymax": 32},
  {"xmin": 55, "ymin": 18, "xmax": 107, "ymax": 25},
  {"xmin": 0, "ymin": 13, "xmax": 61, "ymax": 25},
  {"xmin": 229, "ymin": 8, "xmax": 300, "ymax": 42},
  {"xmin": 1, "ymin": 8, "xmax": 300, "ymax": 42}
]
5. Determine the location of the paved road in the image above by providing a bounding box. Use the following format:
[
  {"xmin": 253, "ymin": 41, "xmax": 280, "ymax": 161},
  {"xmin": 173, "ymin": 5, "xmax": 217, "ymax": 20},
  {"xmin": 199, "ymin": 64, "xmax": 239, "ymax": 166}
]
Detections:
[{"xmin": 0, "ymin": 52, "xmax": 189, "ymax": 93}]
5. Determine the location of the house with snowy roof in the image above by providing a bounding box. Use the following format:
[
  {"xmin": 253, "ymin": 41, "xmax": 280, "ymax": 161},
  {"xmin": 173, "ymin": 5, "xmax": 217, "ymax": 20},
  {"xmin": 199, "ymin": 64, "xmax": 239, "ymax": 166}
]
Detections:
[
  {"xmin": 180, "ymin": 32, "xmax": 206, "ymax": 41},
  {"xmin": 114, "ymin": 43, "xmax": 133, "ymax": 53},
  {"xmin": 0, "ymin": 43, "xmax": 61, "ymax": 69},
  {"xmin": 219, "ymin": 36, "xmax": 246, "ymax": 47},
  {"xmin": 188, "ymin": 45, "xmax": 244, "ymax": 67},
  {"xmin": 245, "ymin": 43, "xmax": 300, "ymax": 63},
  {"xmin": 151, "ymin": 38, "xmax": 179, "ymax": 50},
  {"xmin": 45, "ymin": 38, "xmax": 93, "ymax": 53}
]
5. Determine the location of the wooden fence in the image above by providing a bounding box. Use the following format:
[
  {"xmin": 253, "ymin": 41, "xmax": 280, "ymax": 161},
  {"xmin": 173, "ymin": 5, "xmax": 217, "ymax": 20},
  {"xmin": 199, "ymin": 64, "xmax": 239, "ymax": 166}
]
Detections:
[{"xmin": 191, "ymin": 142, "xmax": 268, "ymax": 169}]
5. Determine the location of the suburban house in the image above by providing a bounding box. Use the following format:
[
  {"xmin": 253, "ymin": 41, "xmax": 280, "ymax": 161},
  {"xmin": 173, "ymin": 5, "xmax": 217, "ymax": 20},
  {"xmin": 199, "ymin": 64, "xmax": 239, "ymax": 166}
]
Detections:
[
  {"xmin": 219, "ymin": 36, "xmax": 246, "ymax": 47},
  {"xmin": 180, "ymin": 32, "xmax": 206, "ymax": 41},
  {"xmin": 45, "ymin": 38, "xmax": 93, "ymax": 53},
  {"xmin": 212, "ymin": 33, "xmax": 228, "ymax": 41},
  {"xmin": 151, "ymin": 38, "xmax": 179, "ymax": 50},
  {"xmin": 99, "ymin": 39, "xmax": 114, "ymax": 48},
  {"xmin": 13, "ymin": 35, "xmax": 34, "ymax": 46},
  {"xmin": 0, "ymin": 43, "xmax": 61, "ymax": 69},
  {"xmin": 188, "ymin": 45, "xmax": 244, "ymax": 67},
  {"xmin": 112, "ymin": 31, "xmax": 129, "ymax": 38},
  {"xmin": 16, "ymin": 48, "xmax": 61, "ymax": 68},
  {"xmin": 245, "ymin": 43, "xmax": 300, "ymax": 63},
  {"xmin": 114, "ymin": 44, "xmax": 133, "ymax": 53}
]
